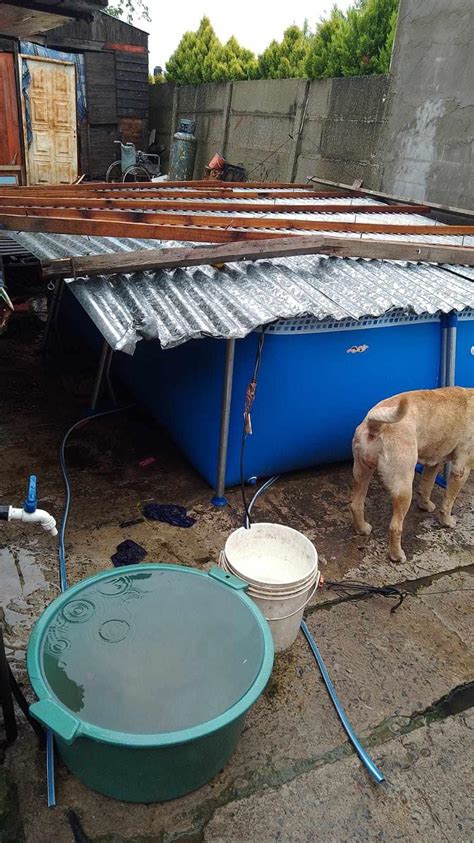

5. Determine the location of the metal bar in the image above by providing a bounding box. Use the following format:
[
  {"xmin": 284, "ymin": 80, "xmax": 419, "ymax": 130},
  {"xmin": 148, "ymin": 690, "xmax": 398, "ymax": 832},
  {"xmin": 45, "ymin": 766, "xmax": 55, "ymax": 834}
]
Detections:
[
  {"xmin": 446, "ymin": 312, "xmax": 458, "ymax": 387},
  {"xmin": 212, "ymin": 339, "xmax": 236, "ymax": 506},
  {"xmin": 90, "ymin": 340, "xmax": 109, "ymax": 411},
  {"xmin": 41, "ymin": 278, "xmax": 63, "ymax": 353},
  {"xmin": 440, "ymin": 316, "xmax": 448, "ymax": 388},
  {"xmin": 105, "ymin": 347, "xmax": 117, "ymax": 406},
  {"xmin": 444, "ymin": 312, "xmax": 459, "ymax": 485}
]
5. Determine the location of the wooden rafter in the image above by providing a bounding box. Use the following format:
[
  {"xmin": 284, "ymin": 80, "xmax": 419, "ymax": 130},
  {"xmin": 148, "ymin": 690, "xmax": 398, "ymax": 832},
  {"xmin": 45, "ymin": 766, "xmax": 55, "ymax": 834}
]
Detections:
[
  {"xmin": 0, "ymin": 208, "xmax": 471, "ymax": 237},
  {"xmin": 0, "ymin": 196, "xmax": 431, "ymax": 216},
  {"xmin": 1, "ymin": 184, "xmax": 470, "ymax": 257},
  {"xmin": 39, "ymin": 235, "xmax": 474, "ymax": 280}
]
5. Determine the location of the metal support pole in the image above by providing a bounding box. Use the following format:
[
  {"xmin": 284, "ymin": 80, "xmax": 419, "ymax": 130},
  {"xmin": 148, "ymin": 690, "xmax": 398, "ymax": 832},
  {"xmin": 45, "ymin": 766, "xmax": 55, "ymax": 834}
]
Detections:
[
  {"xmin": 89, "ymin": 339, "xmax": 109, "ymax": 411},
  {"xmin": 212, "ymin": 339, "xmax": 236, "ymax": 506},
  {"xmin": 440, "ymin": 314, "xmax": 448, "ymax": 388},
  {"xmin": 41, "ymin": 278, "xmax": 64, "ymax": 354},
  {"xmin": 444, "ymin": 312, "xmax": 458, "ymax": 484},
  {"xmin": 105, "ymin": 346, "xmax": 117, "ymax": 406},
  {"xmin": 446, "ymin": 312, "xmax": 458, "ymax": 387}
]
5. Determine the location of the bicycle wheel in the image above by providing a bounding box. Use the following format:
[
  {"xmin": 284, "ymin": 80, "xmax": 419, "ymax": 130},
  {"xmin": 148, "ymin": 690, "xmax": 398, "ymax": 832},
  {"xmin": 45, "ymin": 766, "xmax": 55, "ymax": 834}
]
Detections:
[
  {"xmin": 123, "ymin": 165, "xmax": 150, "ymax": 182},
  {"xmin": 106, "ymin": 160, "xmax": 123, "ymax": 183}
]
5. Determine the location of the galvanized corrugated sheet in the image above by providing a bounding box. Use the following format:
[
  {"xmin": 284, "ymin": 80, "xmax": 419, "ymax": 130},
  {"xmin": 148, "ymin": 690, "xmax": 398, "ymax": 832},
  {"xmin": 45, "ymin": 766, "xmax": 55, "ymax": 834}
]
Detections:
[{"xmin": 12, "ymin": 231, "xmax": 474, "ymax": 355}]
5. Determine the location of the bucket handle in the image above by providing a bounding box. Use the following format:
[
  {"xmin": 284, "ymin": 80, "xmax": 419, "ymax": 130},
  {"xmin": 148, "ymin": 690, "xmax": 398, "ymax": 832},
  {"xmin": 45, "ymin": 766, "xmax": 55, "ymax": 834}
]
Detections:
[{"xmin": 265, "ymin": 572, "xmax": 321, "ymax": 621}]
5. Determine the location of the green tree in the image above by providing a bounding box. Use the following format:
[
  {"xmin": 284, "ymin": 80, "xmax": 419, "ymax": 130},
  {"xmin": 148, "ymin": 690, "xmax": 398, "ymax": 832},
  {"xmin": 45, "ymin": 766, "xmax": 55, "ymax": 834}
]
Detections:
[
  {"xmin": 166, "ymin": 18, "xmax": 258, "ymax": 84},
  {"xmin": 339, "ymin": 0, "xmax": 399, "ymax": 75},
  {"xmin": 305, "ymin": 7, "xmax": 348, "ymax": 78},
  {"xmin": 203, "ymin": 37, "xmax": 259, "ymax": 82},
  {"xmin": 305, "ymin": 0, "xmax": 399, "ymax": 79},
  {"xmin": 106, "ymin": 0, "xmax": 150, "ymax": 24},
  {"xmin": 258, "ymin": 25, "xmax": 311, "ymax": 79}
]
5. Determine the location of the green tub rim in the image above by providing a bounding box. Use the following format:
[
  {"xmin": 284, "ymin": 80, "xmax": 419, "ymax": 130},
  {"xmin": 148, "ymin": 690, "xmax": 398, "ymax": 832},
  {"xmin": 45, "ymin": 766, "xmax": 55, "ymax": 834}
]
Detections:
[{"xmin": 27, "ymin": 563, "xmax": 274, "ymax": 748}]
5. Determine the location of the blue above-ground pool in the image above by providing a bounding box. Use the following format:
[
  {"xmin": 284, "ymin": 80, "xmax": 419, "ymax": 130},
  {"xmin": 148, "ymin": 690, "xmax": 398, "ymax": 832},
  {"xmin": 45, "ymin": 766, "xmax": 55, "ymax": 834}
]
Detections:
[
  {"xmin": 114, "ymin": 311, "xmax": 469, "ymax": 488},
  {"xmin": 456, "ymin": 310, "xmax": 474, "ymax": 387}
]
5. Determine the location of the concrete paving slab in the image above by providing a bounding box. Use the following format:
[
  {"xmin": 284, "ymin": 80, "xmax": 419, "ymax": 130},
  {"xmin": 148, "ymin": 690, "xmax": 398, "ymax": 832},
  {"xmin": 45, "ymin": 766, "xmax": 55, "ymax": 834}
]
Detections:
[{"xmin": 205, "ymin": 714, "xmax": 474, "ymax": 843}]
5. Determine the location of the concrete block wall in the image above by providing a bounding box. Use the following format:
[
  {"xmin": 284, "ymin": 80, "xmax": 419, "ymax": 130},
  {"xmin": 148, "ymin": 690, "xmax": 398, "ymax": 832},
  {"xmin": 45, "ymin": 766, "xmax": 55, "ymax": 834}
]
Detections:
[
  {"xmin": 150, "ymin": 76, "xmax": 387, "ymax": 183},
  {"xmin": 378, "ymin": 0, "xmax": 474, "ymax": 208}
]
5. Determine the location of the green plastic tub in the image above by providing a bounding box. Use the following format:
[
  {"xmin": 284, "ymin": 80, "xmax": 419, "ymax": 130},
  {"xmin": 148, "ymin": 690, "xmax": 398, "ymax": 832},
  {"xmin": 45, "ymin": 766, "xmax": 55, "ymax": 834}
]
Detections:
[{"xmin": 27, "ymin": 564, "xmax": 274, "ymax": 802}]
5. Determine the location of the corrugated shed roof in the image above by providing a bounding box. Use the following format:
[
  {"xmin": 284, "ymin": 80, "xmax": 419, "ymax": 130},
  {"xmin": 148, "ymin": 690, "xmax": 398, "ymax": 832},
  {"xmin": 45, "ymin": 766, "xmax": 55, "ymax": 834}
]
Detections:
[{"xmin": 12, "ymin": 232, "xmax": 473, "ymax": 354}]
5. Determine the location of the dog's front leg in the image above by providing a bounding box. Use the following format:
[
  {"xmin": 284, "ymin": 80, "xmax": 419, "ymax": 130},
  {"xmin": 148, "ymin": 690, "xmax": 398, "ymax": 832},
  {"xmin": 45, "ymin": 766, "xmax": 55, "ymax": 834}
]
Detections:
[
  {"xmin": 418, "ymin": 463, "xmax": 439, "ymax": 512},
  {"xmin": 439, "ymin": 464, "xmax": 471, "ymax": 527}
]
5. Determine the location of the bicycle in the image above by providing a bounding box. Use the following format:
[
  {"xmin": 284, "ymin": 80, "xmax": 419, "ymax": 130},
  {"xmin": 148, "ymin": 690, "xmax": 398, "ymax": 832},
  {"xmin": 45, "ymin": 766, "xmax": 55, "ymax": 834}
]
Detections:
[{"xmin": 106, "ymin": 141, "xmax": 162, "ymax": 183}]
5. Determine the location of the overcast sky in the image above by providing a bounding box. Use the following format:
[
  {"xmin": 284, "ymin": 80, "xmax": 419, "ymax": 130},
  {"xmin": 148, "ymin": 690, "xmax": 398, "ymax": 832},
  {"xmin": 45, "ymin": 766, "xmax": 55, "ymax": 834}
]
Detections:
[{"xmin": 143, "ymin": 1, "xmax": 354, "ymax": 70}]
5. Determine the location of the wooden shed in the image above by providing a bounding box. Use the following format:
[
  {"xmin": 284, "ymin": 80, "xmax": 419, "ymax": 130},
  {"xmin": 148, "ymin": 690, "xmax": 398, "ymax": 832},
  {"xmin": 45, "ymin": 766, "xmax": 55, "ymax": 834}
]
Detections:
[{"xmin": 0, "ymin": 2, "xmax": 149, "ymax": 184}]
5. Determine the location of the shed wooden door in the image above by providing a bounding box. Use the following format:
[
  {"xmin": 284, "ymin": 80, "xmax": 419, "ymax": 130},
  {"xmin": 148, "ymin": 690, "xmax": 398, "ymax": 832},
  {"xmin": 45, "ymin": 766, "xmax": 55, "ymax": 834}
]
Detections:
[
  {"xmin": 0, "ymin": 53, "xmax": 22, "ymax": 166},
  {"xmin": 23, "ymin": 56, "xmax": 77, "ymax": 185}
]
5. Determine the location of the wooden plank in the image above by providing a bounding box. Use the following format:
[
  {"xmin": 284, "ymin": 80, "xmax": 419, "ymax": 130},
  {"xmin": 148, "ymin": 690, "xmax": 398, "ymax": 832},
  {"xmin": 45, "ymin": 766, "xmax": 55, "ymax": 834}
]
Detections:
[
  {"xmin": 0, "ymin": 181, "xmax": 352, "ymax": 199},
  {"xmin": 0, "ymin": 188, "xmax": 371, "ymax": 200},
  {"xmin": 0, "ymin": 196, "xmax": 432, "ymax": 216},
  {"xmin": 0, "ymin": 181, "xmax": 344, "ymax": 199},
  {"xmin": 0, "ymin": 212, "xmax": 279, "ymax": 242},
  {"xmin": 39, "ymin": 235, "xmax": 474, "ymax": 280},
  {"xmin": 0, "ymin": 207, "xmax": 469, "ymax": 235},
  {"xmin": 84, "ymin": 51, "xmax": 117, "ymax": 125},
  {"xmin": 308, "ymin": 176, "xmax": 474, "ymax": 219}
]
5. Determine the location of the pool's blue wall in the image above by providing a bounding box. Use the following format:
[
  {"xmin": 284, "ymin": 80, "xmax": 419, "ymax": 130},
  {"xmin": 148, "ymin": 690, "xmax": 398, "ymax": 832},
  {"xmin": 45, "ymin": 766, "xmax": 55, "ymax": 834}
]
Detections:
[
  {"xmin": 456, "ymin": 314, "xmax": 474, "ymax": 387},
  {"xmin": 114, "ymin": 319, "xmax": 444, "ymax": 487}
]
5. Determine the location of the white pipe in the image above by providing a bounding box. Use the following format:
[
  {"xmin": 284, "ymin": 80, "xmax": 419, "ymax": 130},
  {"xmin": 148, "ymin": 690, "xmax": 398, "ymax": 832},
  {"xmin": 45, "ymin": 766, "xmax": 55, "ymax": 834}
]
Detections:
[{"xmin": 8, "ymin": 507, "xmax": 58, "ymax": 537}]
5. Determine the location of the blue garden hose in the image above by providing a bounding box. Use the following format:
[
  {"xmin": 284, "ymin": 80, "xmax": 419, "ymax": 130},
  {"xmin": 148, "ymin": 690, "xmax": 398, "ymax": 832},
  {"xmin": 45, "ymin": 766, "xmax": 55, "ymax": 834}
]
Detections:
[
  {"xmin": 46, "ymin": 404, "xmax": 133, "ymax": 806},
  {"xmin": 301, "ymin": 620, "xmax": 384, "ymax": 784}
]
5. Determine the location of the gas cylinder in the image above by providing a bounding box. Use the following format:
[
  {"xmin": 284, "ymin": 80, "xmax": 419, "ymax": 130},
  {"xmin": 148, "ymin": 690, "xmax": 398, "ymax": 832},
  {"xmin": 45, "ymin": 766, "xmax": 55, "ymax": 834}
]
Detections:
[{"xmin": 169, "ymin": 118, "xmax": 197, "ymax": 181}]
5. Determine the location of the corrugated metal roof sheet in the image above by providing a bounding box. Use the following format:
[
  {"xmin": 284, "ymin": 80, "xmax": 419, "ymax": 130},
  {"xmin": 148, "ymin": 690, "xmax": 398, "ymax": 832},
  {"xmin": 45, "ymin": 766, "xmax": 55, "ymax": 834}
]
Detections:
[{"xmin": 12, "ymin": 232, "xmax": 473, "ymax": 355}]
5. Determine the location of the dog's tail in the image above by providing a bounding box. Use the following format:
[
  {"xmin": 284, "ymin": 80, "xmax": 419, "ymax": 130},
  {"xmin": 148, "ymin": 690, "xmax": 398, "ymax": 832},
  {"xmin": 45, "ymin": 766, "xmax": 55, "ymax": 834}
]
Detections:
[{"xmin": 368, "ymin": 396, "xmax": 409, "ymax": 429}]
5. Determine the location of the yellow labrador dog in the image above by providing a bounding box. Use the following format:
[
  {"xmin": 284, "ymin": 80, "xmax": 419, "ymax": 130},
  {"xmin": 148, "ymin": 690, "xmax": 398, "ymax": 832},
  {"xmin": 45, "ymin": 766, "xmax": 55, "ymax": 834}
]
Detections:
[{"xmin": 351, "ymin": 387, "xmax": 474, "ymax": 562}]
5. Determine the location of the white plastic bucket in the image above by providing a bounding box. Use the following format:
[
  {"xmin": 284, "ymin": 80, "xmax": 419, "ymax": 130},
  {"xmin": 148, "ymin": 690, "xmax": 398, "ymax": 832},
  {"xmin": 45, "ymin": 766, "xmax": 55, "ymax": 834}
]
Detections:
[{"xmin": 221, "ymin": 523, "xmax": 319, "ymax": 652}]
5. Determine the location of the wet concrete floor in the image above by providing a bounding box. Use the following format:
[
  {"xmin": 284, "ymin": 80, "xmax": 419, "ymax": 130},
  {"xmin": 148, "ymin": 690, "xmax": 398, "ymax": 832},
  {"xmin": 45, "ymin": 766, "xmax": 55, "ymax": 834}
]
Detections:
[{"xmin": 0, "ymin": 318, "xmax": 472, "ymax": 842}]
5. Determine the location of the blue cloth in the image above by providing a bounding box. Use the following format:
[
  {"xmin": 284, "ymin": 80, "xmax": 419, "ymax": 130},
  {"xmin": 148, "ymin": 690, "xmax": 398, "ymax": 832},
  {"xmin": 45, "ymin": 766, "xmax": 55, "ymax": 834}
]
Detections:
[
  {"xmin": 143, "ymin": 504, "xmax": 196, "ymax": 528},
  {"xmin": 20, "ymin": 41, "xmax": 87, "ymax": 147},
  {"xmin": 111, "ymin": 539, "xmax": 147, "ymax": 568}
]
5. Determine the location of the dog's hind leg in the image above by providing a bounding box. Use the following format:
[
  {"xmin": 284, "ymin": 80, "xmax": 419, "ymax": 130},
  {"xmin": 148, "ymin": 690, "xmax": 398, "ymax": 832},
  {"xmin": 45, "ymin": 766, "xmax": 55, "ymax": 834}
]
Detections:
[
  {"xmin": 378, "ymin": 446, "xmax": 417, "ymax": 562},
  {"xmin": 387, "ymin": 484, "xmax": 413, "ymax": 563},
  {"xmin": 351, "ymin": 456, "xmax": 375, "ymax": 536},
  {"xmin": 439, "ymin": 465, "xmax": 471, "ymax": 528},
  {"xmin": 418, "ymin": 464, "xmax": 440, "ymax": 512}
]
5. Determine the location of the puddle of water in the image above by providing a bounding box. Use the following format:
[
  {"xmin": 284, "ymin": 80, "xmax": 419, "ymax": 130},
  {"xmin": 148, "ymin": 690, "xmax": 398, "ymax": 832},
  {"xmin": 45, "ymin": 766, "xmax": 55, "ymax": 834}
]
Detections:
[
  {"xmin": 0, "ymin": 547, "xmax": 22, "ymax": 606},
  {"xmin": 17, "ymin": 548, "xmax": 48, "ymax": 597}
]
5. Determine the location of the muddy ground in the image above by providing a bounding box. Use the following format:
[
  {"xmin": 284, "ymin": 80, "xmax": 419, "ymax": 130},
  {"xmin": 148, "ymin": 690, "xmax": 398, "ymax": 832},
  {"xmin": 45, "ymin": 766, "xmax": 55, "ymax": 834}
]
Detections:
[{"xmin": 0, "ymin": 317, "xmax": 473, "ymax": 842}]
